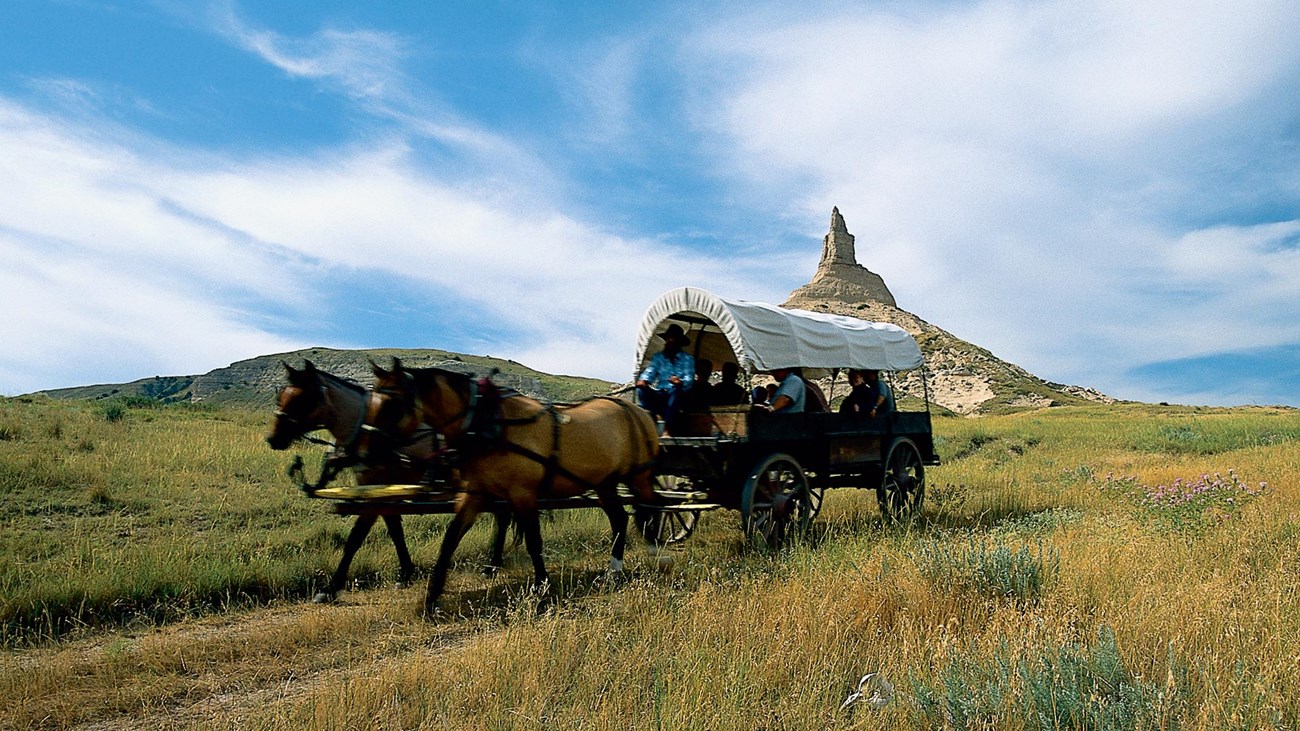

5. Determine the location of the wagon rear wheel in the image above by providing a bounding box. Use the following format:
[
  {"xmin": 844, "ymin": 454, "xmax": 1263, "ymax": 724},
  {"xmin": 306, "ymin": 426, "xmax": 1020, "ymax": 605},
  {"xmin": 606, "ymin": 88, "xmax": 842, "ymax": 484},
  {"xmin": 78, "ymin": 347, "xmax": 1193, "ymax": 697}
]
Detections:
[
  {"xmin": 741, "ymin": 453, "xmax": 813, "ymax": 547},
  {"xmin": 877, "ymin": 438, "xmax": 925, "ymax": 522},
  {"xmin": 806, "ymin": 481, "xmax": 826, "ymax": 522}
]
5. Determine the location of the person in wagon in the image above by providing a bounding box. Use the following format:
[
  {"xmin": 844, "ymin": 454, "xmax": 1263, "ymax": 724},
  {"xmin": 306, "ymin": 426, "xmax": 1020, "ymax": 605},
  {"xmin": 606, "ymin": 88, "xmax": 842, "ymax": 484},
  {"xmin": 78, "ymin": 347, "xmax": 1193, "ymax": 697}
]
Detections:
[
  {"xmin": 636, "ymin": 323, "xmax": 696, "ymax": 432},
  {"xmin": 683, "ymin": 357, "xmax": 715, "ymax": 412},
  {"xmin": 711, "ymin": 361, "xmax": 749, "ymax": 406},
  {"xmin": 839, "ymin": 369, "xmax": 874, "ymax": 414},
  {"xmin": 840, "ymin": 369, "xmax": 893, "ymax": 418},
  {"xmin": 867, "ymin": 369, "xmax": 895, "ymax": 417},
  {"xmin": 761, "ymin": 366, "xmax": 805, "ymax": 413}
]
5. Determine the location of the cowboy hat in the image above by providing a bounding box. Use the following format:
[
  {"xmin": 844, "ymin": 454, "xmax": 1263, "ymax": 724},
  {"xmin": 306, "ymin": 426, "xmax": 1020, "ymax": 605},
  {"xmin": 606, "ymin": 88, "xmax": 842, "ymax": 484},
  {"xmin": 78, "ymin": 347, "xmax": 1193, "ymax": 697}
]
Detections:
[{"xmin": 658, "ymin": 323, "xmax": 690, "ymax": 345}]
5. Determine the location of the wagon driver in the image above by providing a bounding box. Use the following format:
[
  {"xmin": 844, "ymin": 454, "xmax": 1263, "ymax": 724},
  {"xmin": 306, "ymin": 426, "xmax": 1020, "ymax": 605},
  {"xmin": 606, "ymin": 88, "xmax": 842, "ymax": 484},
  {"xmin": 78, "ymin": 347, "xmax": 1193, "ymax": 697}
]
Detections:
[{"xmin": 636, "ymin": 323, "xmax": 696, "ymax": 433}]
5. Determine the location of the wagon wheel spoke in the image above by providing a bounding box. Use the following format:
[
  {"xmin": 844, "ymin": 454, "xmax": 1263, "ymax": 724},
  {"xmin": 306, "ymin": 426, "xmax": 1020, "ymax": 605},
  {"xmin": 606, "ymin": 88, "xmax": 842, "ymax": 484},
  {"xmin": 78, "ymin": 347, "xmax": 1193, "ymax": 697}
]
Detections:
[
  {"xmin": 806, "ymin": 482, "xmax": 825, "ymax": 521},
  {"xmin": 741, "ymin": 453, "xmax": 813, "ymax": 548},
  {"xmin": 656, "ymin": 509, "xmax": 700, "ymax": 545},
  {"xmin": 877, "ymin": 439, "xmax": 925, "ymax": 524}
]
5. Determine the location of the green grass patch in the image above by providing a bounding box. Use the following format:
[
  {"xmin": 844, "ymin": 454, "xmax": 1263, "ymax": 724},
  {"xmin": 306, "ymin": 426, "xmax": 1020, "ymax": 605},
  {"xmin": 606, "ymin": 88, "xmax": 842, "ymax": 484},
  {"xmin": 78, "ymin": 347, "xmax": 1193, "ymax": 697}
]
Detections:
[
  {"xmin": 910, "ymin": 627, "xmax": 1185, "ymax": 730},
  {"xmin": 913, "ymin": 537, "xmax": 1059, "ymax": 605}
]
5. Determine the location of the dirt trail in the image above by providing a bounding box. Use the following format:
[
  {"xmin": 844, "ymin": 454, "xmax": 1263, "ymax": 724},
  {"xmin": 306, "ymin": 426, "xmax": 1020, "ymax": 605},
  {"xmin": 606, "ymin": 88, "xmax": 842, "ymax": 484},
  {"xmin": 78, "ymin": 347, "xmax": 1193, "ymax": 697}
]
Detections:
[{"xmin": 3, "ymin": 588, "xmax": 488, "ymax": 730}]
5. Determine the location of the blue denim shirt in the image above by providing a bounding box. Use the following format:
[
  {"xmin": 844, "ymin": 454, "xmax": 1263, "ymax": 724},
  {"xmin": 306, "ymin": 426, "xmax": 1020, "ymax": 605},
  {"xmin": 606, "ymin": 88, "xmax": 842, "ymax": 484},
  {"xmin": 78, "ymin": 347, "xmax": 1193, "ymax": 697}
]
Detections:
[{"xmin": 639, "ymin": 351, "xmax": 696, "ymax": 390}]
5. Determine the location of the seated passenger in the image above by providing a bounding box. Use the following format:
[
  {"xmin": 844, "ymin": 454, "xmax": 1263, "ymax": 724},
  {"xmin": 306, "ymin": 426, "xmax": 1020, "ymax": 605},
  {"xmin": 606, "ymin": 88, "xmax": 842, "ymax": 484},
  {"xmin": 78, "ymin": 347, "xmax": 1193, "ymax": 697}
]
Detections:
[
  {"xmin": 866, "ymin": 370, "xmax": 895, "ymax": 418},
  {"xmin": 711, "ymin": 361, "xmax": 749, "ymax": 406},
  {"xmin": 802, "ymin": 375, "xmax": 829, "ymax": 413},
  {"xmin": 761, "ymin": 367, "xmax": 805, "ymax": 413},
  {"xmin": 838, "ymin": 369, "xmax": 874, "ymax": 414},
  {"xmin": 683, "ymin": 358, "xmax": 715, "ymax": 412},
  {"xmin": 838, "ymin": 369, "xmax": 894, "ymax": 418}
]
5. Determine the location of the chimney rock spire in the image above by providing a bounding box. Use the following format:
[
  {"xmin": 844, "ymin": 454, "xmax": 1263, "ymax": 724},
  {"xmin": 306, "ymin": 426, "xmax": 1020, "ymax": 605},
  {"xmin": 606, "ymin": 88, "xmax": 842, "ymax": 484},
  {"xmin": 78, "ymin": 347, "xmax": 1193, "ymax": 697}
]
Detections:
[{"xmin": 788, "ymin": 207, "xmax": 897, "ymax": 307}]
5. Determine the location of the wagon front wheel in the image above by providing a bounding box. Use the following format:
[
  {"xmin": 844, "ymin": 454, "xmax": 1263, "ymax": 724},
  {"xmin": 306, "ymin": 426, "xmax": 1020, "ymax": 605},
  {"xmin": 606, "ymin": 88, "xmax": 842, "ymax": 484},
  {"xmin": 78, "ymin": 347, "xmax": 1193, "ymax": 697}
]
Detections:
[
  {"xmin": 652, "ymin": 507, "xmax": 700, "ymax": 545},
  {"xmin": 647, "ymin": 475, "xmax": 702, "ymax": 545},
  {"xmin": 877, "ymin": 438, "xmax": 925, "ymax": 522},
  {"xmin": 741, "ymin": 453, "xmax": 813, "ymax": 547}
]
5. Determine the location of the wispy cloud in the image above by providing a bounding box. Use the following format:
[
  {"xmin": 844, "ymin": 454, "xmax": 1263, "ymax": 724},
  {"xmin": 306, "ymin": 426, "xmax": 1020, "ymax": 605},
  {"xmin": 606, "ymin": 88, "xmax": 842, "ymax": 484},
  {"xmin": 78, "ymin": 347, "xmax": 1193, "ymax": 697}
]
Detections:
[
  {"xmin": 0, "ymin": 8, "xmax": 772, "ymax": 393},
  {"xmin": 207, "ymin": 1, "xmax": 406, "ymax": 102}
]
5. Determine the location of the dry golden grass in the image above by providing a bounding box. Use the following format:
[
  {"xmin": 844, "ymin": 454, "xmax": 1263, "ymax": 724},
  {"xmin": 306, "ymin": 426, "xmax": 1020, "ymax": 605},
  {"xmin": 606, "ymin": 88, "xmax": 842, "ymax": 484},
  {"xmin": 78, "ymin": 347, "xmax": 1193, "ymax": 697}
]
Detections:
[{"xmin": 1, "ymin": 400, "xmax": 1298, "ymax": 729}]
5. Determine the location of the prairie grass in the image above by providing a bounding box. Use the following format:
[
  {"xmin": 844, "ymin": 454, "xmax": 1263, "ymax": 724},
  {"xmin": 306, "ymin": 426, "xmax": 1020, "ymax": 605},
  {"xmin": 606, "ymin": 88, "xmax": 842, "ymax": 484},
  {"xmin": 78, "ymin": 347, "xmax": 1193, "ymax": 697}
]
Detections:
[{"xmin": 0, "ymin": 398, "xmax": 1297, "ymax": 729}]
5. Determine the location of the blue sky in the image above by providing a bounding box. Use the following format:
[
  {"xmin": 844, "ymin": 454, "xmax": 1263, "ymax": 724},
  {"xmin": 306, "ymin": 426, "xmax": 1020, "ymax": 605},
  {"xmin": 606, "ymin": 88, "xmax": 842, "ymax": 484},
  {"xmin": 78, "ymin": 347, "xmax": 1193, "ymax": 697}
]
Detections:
[{"xmin": 2, "ymin": 1, "xmax": 1299, "ymax": 407}]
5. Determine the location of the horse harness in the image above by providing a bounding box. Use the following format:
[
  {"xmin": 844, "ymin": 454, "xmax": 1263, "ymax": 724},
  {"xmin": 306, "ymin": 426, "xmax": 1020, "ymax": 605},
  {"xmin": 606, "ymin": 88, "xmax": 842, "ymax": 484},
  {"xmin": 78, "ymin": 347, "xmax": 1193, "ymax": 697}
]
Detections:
[
  {"xmin": 422, "ymin": 374, "xmax": 658, "ymax": 497},
  {"xmin": 280, "ymin": 374, "xmax": 439, "ymax": 493}
]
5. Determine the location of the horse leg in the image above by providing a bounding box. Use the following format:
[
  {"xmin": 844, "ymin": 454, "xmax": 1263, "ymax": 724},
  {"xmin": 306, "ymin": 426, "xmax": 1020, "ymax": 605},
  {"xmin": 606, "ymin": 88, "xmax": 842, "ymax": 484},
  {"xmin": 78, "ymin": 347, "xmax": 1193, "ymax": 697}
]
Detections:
[
  {"xmin": 633, "ymin": 504, "xmax": 661, "ymax": 546},
  {"xmin": 628, "ymin": 467, "xmax": 662, "ymax": 543},
  {"xmin": 382, "ymin": 515, "xmax": 415, "ymax": 586},
  {"xmin": 483, "ymin": 509, "xmax": 512, "ymax": 577},
  {"xmin": 425, "ymin": 496, "xmax": 483, "ymax": 616},
  {"xmin": 600, "ymin": 497, "xmax": 629, "ymax": 577},
  {"xmin": 316, "ymin": 514, "xmax": 378, "ymax": 603},
  {"xmin": 514, "ymin": 508, "xmax": 550, "ymax": 592},
  {"xmin": 628, "ymin": 471, "xmax": 673, "ymax": 566}
]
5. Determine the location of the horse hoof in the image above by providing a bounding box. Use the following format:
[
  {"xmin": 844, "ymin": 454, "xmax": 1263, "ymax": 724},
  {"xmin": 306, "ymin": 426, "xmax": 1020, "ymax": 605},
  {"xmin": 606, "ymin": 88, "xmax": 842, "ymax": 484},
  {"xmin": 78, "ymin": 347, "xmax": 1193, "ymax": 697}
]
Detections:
[
  {"xmin": 481, "ymin": 565, "xmax": 501, "ymax": 578},
  {"xmin": 312, "ymin": 591, "xmax": 337, "ymax": 604},
  {"xmin": 598, "ymin": 569, "xmax": 627, "ymax": 587}
]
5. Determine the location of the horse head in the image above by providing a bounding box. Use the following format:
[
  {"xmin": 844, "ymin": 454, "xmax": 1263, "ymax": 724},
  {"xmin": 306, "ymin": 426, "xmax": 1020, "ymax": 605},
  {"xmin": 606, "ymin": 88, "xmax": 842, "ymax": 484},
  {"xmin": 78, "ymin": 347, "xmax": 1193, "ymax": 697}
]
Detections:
[
  {"xmin": 266, "ymin": 360, "xmax": 328, "ymax": 450},
  {"xmin": 358, "ymin": 358, "xmax": 427, "ymax": 463}
]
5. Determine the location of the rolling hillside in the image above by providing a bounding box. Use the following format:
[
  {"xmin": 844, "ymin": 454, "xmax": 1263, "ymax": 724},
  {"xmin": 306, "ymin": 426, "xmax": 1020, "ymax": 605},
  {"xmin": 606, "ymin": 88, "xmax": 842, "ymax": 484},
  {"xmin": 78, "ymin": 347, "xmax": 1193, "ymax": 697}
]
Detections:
[{"xmin": 35, "ymin": 347, "xmax": 619, "ymax": 407}]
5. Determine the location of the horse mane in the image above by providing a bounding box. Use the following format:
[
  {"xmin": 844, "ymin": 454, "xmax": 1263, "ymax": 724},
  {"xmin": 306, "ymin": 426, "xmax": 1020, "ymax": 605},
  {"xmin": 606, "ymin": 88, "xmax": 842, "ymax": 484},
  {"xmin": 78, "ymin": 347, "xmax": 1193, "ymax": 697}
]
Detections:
[
  {"xmin": 403, "ymin": 366, "xmax": 471, "ymax": 391},
  {"xmin": 315, "ymin": 369, "xmax": 366, "ymax": 395}
]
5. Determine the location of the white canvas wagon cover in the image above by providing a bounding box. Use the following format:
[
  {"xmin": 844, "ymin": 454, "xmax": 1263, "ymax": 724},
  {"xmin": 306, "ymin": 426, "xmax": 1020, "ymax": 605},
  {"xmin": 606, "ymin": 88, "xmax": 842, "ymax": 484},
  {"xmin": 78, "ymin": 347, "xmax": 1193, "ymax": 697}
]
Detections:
[{"xmin": 635, "ymin": 287, "xmax": 924, "ymax": 376}]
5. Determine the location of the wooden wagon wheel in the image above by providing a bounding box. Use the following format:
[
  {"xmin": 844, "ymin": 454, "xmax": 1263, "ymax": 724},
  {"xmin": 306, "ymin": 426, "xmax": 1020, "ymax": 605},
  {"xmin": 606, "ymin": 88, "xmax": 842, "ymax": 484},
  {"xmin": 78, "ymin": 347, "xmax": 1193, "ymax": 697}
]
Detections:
[
  {"xmin": 806, "ymin": 478, "xmax": 826, "ymax": 522},
  {"xmin": 741, "ymin": 453, "xmax": 813, "ymax": 547},
  {"xmin": 877, "ymin": 438, "xmax": 925, "ymax": 522},
  {"xmin": 654, "ymin": 508, "xmax": 699, "ymax": 545},
  {"xmin": 647, "ymin": 474, "xmax": 701, "ymax": 545}
]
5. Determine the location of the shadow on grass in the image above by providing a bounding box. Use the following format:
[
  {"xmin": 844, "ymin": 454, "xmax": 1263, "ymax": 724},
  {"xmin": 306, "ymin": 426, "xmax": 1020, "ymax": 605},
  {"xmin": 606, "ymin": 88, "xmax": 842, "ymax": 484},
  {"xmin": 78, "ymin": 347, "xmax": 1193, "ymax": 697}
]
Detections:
[
  {"xmin": 426, "ymin": 567, "xmax": 633, "ymax": 622},
  {"xmin": 2, "ymin": 574, "xmax": 330, "ymax": 648}
]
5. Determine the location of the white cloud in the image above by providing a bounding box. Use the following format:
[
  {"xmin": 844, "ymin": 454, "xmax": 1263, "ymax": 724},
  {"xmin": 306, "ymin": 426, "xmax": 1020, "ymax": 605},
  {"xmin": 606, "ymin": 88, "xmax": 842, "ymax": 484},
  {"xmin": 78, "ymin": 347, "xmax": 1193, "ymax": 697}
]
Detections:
[
  {"xmin": 0, "ymin": 88, "xmax": 772, "ymax": 392},
  {"xmin": 0, "ymin": 232, "xmax": 303, "ymax": 395},
  {"xmin": 161, "ymin": 145, "xmax": 775, "ymax": 375},
  {"xmin": 685, "ymin": 0, "xmax": 1300, "ymax": 399}
]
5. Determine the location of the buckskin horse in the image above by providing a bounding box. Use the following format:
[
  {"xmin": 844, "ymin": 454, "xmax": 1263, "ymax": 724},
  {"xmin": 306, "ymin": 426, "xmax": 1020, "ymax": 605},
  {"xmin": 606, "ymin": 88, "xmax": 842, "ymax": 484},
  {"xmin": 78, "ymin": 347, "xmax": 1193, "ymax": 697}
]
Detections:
[
  {"xmin": 266, "ymin": 360, "xmax": 514, "ymax": 602},
  {"xmin": 360, "ymin": 358, "xmax": 661, "ymax": 615}
]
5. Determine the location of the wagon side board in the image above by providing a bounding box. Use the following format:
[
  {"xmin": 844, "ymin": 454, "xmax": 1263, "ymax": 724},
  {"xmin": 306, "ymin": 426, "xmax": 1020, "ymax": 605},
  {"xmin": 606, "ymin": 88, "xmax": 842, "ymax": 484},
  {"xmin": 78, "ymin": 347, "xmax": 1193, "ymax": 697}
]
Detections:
[
  {"xmin": 747, "ymin": 410, "xmax": 939, "ymax": 468},
  {"xmin": 657, "ymin": 407, "xmax": 939, "ymax": 505}
]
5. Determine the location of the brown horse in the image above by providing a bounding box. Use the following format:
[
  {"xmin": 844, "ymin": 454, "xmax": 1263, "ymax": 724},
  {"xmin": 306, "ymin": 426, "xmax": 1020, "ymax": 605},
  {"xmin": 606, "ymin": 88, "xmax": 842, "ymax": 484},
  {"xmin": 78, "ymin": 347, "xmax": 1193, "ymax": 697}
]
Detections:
[
  {"xmin": 266, "ymin": 361, "xmax": 513, "ymax": 603},
  {"xmin": 360, "ymin": 359, "xmax": 661, "ymax": 615}
]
